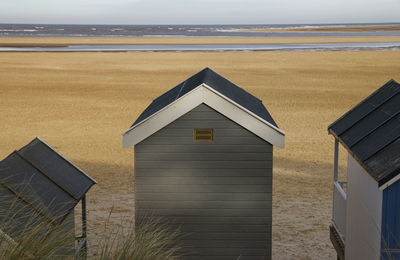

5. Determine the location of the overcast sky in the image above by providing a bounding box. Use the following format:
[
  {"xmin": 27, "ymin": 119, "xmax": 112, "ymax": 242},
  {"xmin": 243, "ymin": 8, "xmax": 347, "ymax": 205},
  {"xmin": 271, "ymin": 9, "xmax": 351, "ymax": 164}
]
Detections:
[{"xmin": 1, "ymin": 0, "xmax": 400, "ymax": 24}]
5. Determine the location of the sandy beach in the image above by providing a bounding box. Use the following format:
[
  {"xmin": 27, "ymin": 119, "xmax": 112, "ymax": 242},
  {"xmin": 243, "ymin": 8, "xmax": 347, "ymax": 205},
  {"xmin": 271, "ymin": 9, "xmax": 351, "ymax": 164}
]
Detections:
[{"xmin": 0, "ymin": 37, "xmax": 399, "ymax": 259}]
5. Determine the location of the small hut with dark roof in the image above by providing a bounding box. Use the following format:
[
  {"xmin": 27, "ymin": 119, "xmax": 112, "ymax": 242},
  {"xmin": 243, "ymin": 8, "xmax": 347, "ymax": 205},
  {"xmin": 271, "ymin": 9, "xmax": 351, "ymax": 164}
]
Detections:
[
  {"xmin": 123, "ymin": 68, "xmax": 285, "ymax": 259},
  {"xmin": 0, "ymin": 137, "xmax": 96, "ymax": 258},
  {"xmin": 328, "ymin": 79, "xmax": 400, "ymax": 260}
]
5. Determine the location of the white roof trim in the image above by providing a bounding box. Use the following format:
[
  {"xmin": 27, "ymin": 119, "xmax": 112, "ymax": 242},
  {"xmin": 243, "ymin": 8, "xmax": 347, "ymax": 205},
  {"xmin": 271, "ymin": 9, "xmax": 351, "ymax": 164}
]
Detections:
[
  {"xmin": 123, "ymin": 84, "xmax": 285, "ymax": 148},
  {"xmin": 379, "ymin": 172, "xmax": 400, "ymax": 190},
  {"xmin": 202, "ymin": 83, "xmax": 285, "ymax": 135}
]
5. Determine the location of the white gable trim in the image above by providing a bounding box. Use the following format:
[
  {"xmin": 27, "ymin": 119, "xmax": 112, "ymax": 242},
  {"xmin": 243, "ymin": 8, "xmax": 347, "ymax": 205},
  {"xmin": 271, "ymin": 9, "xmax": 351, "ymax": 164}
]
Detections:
[
  {"xmin": 123, "ymin": 84, "xmax": 285, "ymax": 148},
  {"xmin": 202, "ymin": 83, "xmax": 285, "ymax": 136}
]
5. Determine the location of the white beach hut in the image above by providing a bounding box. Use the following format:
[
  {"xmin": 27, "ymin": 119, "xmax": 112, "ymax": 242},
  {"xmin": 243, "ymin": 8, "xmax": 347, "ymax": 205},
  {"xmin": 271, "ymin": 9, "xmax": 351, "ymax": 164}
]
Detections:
[{"xmin": 328, "ymin": 79, "xmax": 400, "ymax": 260}]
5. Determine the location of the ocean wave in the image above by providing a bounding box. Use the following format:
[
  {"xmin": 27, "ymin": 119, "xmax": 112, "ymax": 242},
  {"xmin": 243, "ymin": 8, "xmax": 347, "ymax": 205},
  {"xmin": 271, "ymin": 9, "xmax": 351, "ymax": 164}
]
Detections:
[
  {"xmin": 215, "ymin": 29, "xmax": 240, "ymax": 32},
  {"xmin": 0, "ymin": 29, "xmax": 38, "ymax": 32},
  {"xmin": 1, "ymin": 23, "xmax": 400, "ymax": 37},
  {"xmin": 142, "ymin": 35, "xmax": 189, "ymax": 37}
]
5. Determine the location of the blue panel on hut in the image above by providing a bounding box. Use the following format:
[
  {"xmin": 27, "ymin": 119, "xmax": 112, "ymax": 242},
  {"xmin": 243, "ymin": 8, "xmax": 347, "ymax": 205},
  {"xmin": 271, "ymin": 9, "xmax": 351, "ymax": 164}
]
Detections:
[{"xmin": 381, "ymin": 178, "xmax": 400, "ymax": 259}]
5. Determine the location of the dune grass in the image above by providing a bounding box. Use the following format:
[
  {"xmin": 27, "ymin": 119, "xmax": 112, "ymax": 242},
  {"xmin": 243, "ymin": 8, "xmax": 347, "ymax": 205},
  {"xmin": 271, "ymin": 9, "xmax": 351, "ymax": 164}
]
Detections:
[
  {"xmin": 94, "ymin": 213, "xmax": 181, "ymax": 260},
  {"xmin": 0, "ymin": 196, "xmax": 75, "ymax": 260},
  {"xmin": 0, "ymin": 204, "xmax": 180, "ymax": 260},
  {"xmin": 0, "ymin": 184, "xmax": 180, "ymax": 260}
]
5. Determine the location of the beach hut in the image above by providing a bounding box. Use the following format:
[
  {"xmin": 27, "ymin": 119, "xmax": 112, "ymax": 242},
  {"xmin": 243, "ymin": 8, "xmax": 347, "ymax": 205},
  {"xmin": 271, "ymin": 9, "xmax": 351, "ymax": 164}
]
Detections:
[
  {"xmin": 328, "ymin": 79, "xmax": 400, "ymax": 260},
  {"xmin": 0, "ymin": 137, "xmax": 96, "ymax": 258},
  {"xmin": 123, "ymin": 67, "xmax": 285, "ymax": 259}
]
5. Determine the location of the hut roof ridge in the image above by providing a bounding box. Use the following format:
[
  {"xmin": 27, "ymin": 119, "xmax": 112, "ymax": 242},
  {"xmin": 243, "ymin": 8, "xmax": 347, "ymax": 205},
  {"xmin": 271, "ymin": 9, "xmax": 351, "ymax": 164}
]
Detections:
[{"xmin": 131, "ymin": 67, "xmax": 277, "ymax": 128}]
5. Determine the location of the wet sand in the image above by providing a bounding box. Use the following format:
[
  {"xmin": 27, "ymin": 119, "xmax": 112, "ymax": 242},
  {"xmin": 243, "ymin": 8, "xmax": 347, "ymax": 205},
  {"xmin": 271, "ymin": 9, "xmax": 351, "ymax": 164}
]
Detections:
[
  {"xmin": 0, "ymin": 39, "xmax": 400, "ymax": 259},
  {"xmin": 1, "ymin": 35, "xmax": 400, "ymax": 47}
]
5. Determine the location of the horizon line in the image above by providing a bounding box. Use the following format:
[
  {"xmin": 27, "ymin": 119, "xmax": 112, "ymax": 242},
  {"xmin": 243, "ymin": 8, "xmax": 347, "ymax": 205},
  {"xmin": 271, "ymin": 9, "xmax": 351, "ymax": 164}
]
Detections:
[{"xmin": 1, "ymin": 21, "xmax": 400, "ymax": 26}]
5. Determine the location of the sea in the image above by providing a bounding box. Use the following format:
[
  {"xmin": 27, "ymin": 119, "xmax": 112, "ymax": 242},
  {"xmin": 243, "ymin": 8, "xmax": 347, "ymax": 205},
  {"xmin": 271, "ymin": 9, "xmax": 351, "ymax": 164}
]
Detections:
[
  {"xmin": 1, "ymin": 23, "xmax": 400, "ymax": 52},
  {"xmin": 1, "ymin": 23, "xmax": 400, "ymax": 37}
]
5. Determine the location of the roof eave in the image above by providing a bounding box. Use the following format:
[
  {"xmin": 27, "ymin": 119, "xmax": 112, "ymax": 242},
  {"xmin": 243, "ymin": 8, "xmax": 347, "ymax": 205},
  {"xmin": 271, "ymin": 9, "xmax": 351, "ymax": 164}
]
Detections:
[
  {"xmin": 123, "ymin": 84, "xmax": 285, "ymax": 148},
  {"xmin": 329, "ymin": 132, "xmax": 400, "ymax": 190},
  {"xmin": 378, "ymin": 167, "xmax": 400, "ymax": 190}
]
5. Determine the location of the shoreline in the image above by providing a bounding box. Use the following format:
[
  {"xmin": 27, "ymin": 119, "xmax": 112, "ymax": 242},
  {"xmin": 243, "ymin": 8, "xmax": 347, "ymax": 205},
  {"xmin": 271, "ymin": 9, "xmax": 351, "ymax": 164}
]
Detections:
[
  {"xmin": 1, "ymin": 40, "xmax": 400, "ymax": 53},
  {"xmin": 243, "ymin": 24, "xmax": 400, "ymax": 33},
  {"xmin": 2, "ymin": 36, "xmax": 400, "ymax": 46}
]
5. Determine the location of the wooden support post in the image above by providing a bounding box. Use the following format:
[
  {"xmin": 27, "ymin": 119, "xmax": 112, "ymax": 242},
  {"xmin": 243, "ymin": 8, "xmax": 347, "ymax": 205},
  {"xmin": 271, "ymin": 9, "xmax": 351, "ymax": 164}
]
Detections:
[
  {"xmin": 333, "ymin": 139, "xmax": 339, "ymax": 182},
  {"xmin": 332, "ymin": 139, "xmax": 339, "ymax": 221},
  {"xmin": 81, "ymin": 195, "xmax": 87, "ymax": 260}
]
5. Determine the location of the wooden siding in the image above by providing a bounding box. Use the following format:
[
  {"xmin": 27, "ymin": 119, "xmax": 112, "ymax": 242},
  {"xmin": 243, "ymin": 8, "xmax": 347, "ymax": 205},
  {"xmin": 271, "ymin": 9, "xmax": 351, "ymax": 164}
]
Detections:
[{"xmin": 135, "ymin": 103, "xmax": 272, "ymax": 259}]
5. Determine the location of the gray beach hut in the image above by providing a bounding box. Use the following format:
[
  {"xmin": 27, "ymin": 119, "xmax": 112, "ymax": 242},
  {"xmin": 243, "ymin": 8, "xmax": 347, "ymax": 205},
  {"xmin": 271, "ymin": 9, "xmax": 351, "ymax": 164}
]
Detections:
[
  {"xmin": 123, "ymin": 68, "xmax": 285, "ymax": 259},
  {"xmin": 0, "ymin": 137, "xmax": 96, "ymax": 258}
]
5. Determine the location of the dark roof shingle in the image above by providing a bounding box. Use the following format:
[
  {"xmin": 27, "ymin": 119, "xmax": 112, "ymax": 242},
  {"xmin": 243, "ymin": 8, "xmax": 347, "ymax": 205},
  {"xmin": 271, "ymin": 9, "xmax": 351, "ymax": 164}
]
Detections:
[
  {"xmin": 328, "ymin": 79, "xmax": 400, "ymax": 186},
  {"xmin": 131, "ymin": 67, "xmax": 278, "ymax": 128},
  {"xmin": 0, "ymin": 138, "xmax": 96, "ymax": 225}
]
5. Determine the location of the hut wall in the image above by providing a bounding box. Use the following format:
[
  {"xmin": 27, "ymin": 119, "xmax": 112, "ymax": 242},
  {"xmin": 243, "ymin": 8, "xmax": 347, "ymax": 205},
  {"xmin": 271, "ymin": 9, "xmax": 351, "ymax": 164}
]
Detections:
[
  {"xmin": 345, "ymin": 155, "xmax": 382, "ymax": 260},
  {"xmin": 381, "ymin": 178, "xmax": 400, "ymax": 259},
  {"xmin": 134, "ymin": 103, "xmax": 272, "ymax": 259}
]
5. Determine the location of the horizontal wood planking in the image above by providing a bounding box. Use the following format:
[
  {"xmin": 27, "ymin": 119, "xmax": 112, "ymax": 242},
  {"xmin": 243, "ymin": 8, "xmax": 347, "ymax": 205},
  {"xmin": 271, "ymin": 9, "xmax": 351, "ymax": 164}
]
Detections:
[
  {"xmin": 136, "ymin": 200, "xmax": 271, "ymax": 209},
  {"xmin": 135, "ymin": 161, "xmax": 272, "ymax": 169},
  {"xmin": 178, "ymin": 110, "xmax": 228, "ymax": 120},
  {"xmin": 179, "ymin": 247, "xmax": 267, "ymax": 256},
  {"xmin": 151, "ymin": 128, "xmax": 256, "ymax": 137},
  {"xmin": 136, "ymin": 144, "xmax": 272, "ymax": 153},
  {"xmin": 135, "ymin": 152, "xmax": 271, "ymax": 161},
  {"xmin": 179, "ymin": 240, "xmax": 267, "ymax": 248},
  {"xmin": 135, "ymin": 176, "xmax": 271, "ymax": 185},
  {"xmin": 135, "ymin": 169, "xmax": 271, "ymax": 177},
  {"xmin": 164, "ymin": 120, "xmax": 243, "ymax": 129},
  {"xmin": 178, "ymin": 232, "xmax": 270, "ymax": 240},
  {"xmin": 137, "ymin": 216, "xmax": 271, "ymax": 224},
  {"xmin": 136, "ymin": 192, "xmax": 271, "ymax": 201},
  {"xmin": 140, "ymin": 136, "xmax": 266, "ymax": 145},
  {"xmin": 135, "ymin": 184, "xmax": 272, "ymax": 193},
  {"xmin": 180, "ymin": 256, "xmax": 267, "ymax": 260},
  {"xmin": 146, "ymin": 224, "xmax": 269, "ymax": 233},
  {"xmin": 136, "ymin": 208, "xmax": 271, "ymax": 217},
  {"xmin": 134, "ymin": 104, "xmax": 272, "ymax": 258}
]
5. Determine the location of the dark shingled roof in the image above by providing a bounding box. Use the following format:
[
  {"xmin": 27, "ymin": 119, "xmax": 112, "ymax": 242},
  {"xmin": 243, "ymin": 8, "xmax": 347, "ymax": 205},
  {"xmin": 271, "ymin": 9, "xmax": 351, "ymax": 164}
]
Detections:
[
  {"xmin": 131, "ymin": 67, "xmax": 278, "ymax": 128},
  {"xmin": 0, "ymin": 138, "xmax": 96, "ymax": 230},
  {"xmin": 328, "ymin": 79, "xmax": 400, "ymax": 186}
]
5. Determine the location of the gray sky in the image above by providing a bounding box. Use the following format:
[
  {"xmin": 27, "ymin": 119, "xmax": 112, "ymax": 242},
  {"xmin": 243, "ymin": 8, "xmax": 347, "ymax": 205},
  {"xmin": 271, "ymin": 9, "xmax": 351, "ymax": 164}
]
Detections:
[{"xmin": 1, "ymin": 0, "xmax": 400, "ymax": 24}]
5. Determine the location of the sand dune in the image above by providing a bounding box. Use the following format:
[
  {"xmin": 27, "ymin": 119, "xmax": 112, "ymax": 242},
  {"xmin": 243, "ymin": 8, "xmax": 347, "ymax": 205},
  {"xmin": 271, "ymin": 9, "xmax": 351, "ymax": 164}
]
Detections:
[{"xmin": 0, "ymin": 44, "xmax": 399, "ymax": 259}]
